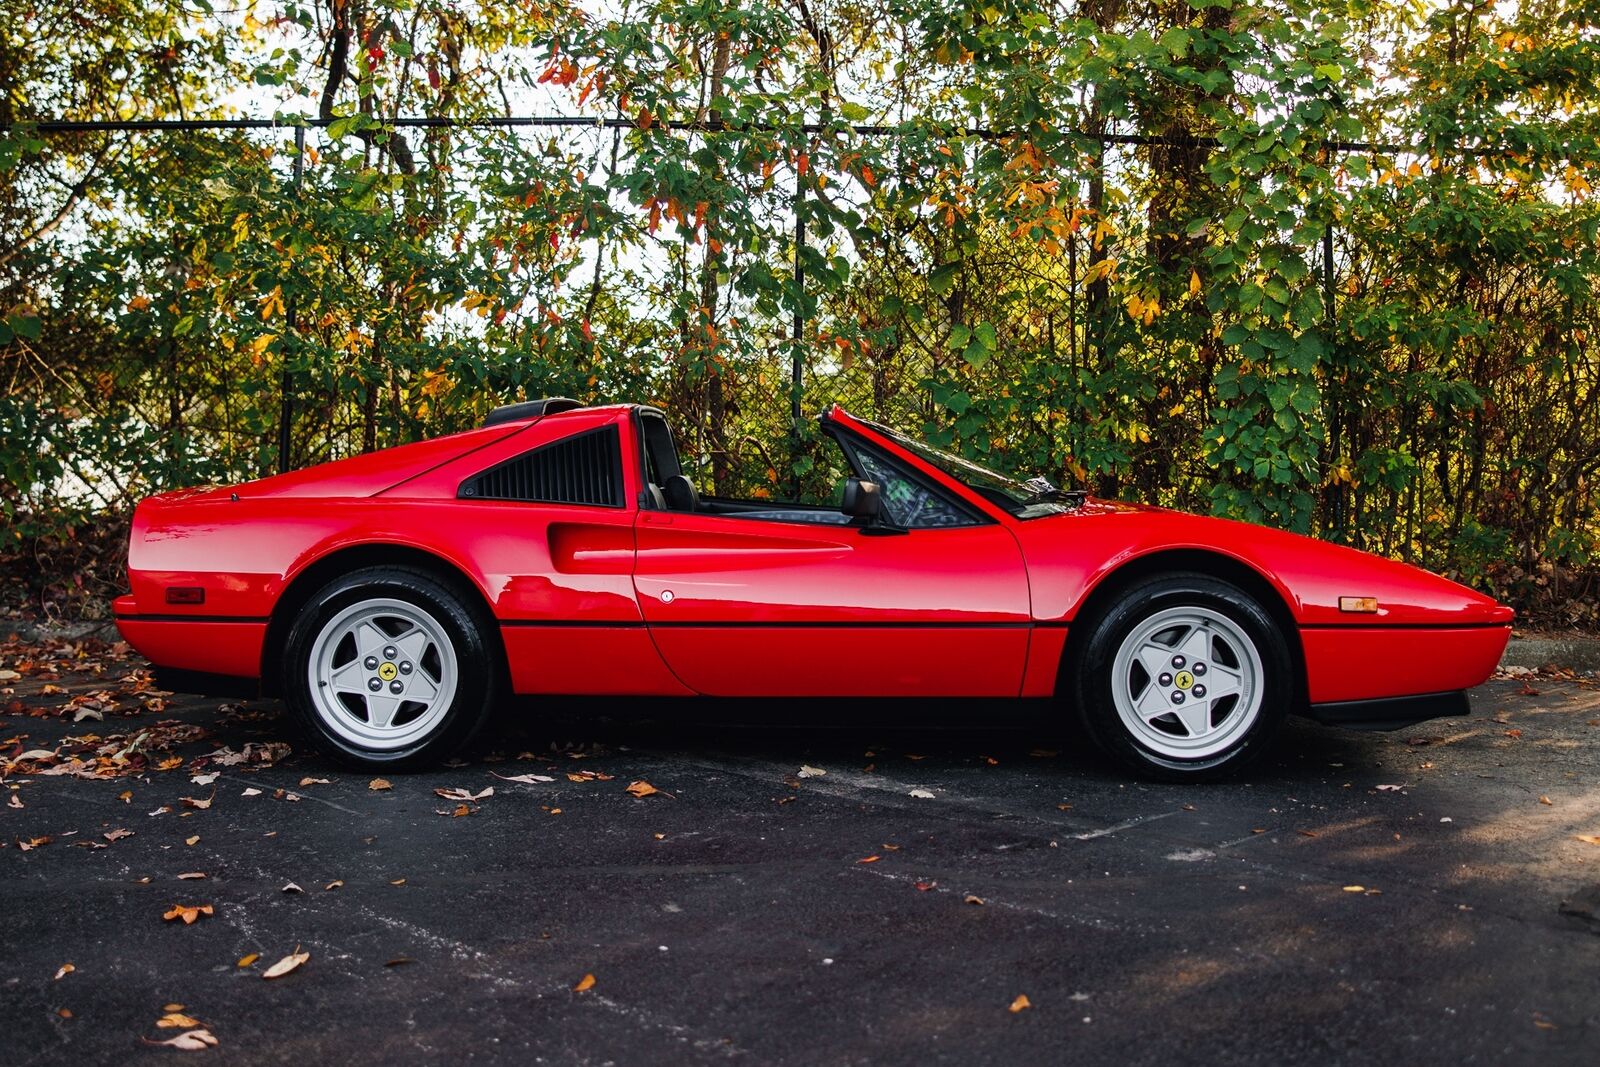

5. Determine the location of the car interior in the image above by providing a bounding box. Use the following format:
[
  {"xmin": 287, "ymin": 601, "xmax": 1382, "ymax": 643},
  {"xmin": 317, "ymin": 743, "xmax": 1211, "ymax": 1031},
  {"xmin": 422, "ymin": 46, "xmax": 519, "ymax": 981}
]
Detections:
[{"xmin": 634, "ymin": 409, "xmax": 977, "ymax": 529}]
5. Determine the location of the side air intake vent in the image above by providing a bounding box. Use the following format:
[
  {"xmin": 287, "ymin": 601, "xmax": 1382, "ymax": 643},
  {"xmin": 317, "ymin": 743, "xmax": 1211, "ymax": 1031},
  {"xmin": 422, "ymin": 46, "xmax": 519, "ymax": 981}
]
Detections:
[{"xmin": 460, "ymin": 426, "xmax": 623, "ymax": 507}]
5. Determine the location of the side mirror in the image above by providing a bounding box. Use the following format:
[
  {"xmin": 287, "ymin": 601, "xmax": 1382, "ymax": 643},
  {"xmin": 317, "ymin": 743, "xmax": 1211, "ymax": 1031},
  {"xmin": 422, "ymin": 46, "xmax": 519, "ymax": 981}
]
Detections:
[{"xmin": 841, "ymin": 478, "xmax": 883, "ymax": 523}]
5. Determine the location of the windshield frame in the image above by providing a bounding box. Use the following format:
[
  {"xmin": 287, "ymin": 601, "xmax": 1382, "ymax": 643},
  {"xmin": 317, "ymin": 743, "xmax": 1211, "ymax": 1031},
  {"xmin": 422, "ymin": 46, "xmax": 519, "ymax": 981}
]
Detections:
[{"xmin": 851, "ymin": 417, "xmax": 1074, "ymax": 519}]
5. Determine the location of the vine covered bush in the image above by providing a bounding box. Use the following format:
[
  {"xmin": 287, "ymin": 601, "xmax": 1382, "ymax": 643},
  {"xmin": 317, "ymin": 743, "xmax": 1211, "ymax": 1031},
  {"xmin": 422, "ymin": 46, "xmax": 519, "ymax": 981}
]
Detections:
[{"xmin": 4, "ymin": 1, "xmax": 1600, "ymax": 624}]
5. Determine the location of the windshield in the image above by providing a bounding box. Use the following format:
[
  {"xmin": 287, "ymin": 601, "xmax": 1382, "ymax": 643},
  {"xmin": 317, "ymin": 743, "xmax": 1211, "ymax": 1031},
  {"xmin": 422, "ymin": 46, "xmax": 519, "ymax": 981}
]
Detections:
[{"xmin": 858, "ymin": 419, "xmax": 1075, "ymax": 518}]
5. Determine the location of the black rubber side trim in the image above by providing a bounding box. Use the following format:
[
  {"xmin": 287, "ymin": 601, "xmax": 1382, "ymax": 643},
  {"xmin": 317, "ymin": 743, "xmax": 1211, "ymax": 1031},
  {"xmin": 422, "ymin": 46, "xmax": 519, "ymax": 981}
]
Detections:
[
  {"xmin": 153, "ymin": 667, "xmax": 261, "ymax": 698},
  {"xmin": 1302, "ymin": 690, "xmax": 1470, "ymax": 731},
  {"xmin": 115, "ymin": 614, "xmax": 269, "ymax": 624},
  {"xmin": 1299, "ymin": 622, "xmax": 1511, "ymax": 631}
]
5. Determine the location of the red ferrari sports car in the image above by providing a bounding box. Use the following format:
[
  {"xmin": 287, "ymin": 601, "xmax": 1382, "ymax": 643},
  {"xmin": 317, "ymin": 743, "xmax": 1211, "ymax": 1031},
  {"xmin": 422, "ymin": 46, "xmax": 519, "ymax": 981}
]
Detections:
[{"xmin": 114, "ymin": 399, "xmax": 1513, "ymax": 778}]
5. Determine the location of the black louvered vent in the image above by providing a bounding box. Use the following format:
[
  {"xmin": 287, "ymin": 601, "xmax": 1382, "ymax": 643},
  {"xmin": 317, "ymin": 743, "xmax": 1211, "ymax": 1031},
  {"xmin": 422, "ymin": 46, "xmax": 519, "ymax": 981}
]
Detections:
[{"xmin": 461, "ymin": 426, "xmax": 622, "ymax": 506}]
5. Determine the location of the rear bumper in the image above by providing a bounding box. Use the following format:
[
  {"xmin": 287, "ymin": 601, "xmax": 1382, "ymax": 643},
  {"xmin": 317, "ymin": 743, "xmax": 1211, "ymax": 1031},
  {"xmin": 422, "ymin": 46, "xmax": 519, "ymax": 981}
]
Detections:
[
  {"xmin": 113, "ymin": 603, "xmax": 266, "ymax": 682},
  {"xmin": 1304, "ymin": 690, "xmax": 1470, "ymax": 732}
]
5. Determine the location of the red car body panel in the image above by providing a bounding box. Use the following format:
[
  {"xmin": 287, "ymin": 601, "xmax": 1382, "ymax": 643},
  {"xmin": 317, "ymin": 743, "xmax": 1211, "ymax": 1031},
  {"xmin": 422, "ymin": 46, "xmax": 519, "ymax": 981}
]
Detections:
[{"xmin": 114, "ymin": 402, "xmax": 1514, "ymax": 719}]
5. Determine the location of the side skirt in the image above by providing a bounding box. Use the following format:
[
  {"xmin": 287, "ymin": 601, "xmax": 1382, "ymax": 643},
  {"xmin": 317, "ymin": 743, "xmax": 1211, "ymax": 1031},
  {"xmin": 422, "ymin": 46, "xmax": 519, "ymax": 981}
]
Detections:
[{"xmin": 1302, "ymin": 690, "xmax": 1469, "ymax": 732}]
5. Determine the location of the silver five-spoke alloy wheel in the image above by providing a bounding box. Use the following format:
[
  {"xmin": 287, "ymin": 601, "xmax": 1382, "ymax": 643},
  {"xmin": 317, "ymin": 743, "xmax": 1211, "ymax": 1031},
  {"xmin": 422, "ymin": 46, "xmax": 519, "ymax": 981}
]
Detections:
[
  {"xmin": 307, "ymin": 597, "xmax": 459, "ymax": 751},
  {"xmin": 1110, "ymin": 605, "xmax": 1264, "ymax": 760}
]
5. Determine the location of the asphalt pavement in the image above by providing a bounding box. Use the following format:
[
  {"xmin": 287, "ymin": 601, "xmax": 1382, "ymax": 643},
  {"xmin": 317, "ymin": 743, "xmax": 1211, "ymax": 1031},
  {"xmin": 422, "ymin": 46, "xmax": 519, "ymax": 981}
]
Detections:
[{"xmin": 3, "ymin": 640, "xmax": 1599, "ymax": 1065}]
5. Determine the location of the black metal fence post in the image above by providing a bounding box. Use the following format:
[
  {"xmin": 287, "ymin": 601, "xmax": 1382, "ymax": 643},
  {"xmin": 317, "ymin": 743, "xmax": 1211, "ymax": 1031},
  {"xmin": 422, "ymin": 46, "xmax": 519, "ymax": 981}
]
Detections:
[
  {"xmin": 791, "ymin": 179, "xmax": 805, "ymax": 431},
  {"xmin": 276, "ymin": 123, "xmax": 305, "ymax": 476},
  {"xmin": 1322, "ymin": 220, "xmax": 1345, "ymax": 539}
]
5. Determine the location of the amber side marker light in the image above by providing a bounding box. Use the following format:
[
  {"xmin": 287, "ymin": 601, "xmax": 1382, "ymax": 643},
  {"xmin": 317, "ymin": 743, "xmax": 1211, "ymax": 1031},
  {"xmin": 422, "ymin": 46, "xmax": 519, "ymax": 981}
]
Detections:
[
  {"xmin": 165, "ymin": 586, "xmax": 206, "ymax": 605},
  {"xmin": 1338, "ymin": 596, "xmax": 1379, "ymax": 614}
]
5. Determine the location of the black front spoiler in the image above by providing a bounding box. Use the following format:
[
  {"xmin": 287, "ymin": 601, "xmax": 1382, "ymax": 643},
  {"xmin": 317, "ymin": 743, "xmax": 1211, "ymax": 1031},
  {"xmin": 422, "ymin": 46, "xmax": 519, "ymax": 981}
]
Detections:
[{"xmin": 1303, "ymin": 690, "xmax": 1470, "ymax": 732}]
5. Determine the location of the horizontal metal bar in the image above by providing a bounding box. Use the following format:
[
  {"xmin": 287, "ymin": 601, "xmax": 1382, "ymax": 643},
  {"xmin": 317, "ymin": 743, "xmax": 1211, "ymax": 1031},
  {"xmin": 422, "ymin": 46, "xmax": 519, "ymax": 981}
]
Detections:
[{"xmin": 0, "ymin": 114, "xmax": 1532, "ymax": 157}]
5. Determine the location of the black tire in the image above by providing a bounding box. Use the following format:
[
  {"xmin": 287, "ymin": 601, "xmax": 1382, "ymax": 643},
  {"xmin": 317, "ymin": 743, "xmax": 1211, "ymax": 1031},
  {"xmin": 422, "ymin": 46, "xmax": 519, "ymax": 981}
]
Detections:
[
  {"xmin": 1066, "ymin": 573, "xmax": 1292, "ymax": 781},
  {"xmin": 280, "ymin": 565, "xmax": 502, "ymax": 770}
]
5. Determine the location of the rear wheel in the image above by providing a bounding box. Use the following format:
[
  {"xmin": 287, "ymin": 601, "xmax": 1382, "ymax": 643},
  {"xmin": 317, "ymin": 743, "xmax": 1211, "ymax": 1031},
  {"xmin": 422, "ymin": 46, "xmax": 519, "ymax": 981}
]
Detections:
[
  {"xmin": 1068, "ymin": 573, "xmax": 1291, "ymax": 781},
  {"xmin": 282, "ymin": 567, "xmax": 500, "ymax": 770}
]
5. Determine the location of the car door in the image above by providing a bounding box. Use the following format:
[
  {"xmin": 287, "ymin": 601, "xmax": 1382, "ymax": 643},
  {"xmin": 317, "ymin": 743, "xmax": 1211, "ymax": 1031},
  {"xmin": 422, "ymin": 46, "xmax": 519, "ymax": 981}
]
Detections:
[{"xmin": 632, "ymin": 438, "xmax": 1031, "ymax": 698}]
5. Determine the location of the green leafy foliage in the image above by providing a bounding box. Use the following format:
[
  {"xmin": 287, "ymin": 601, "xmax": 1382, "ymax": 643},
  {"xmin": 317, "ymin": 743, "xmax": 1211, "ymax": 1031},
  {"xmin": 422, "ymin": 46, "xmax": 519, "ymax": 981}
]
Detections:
[{"xmin": 4, "ymin": 0, "xmax": 1600, "ymax": 622}]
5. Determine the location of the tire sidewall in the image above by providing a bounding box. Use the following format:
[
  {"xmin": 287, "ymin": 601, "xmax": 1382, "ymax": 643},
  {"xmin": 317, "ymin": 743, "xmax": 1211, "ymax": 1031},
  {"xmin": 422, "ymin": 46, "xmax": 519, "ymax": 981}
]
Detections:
[
  {"xmin": 1073, "ymin": 575, "xmax": 1292, "ymax": 780},
  {"xmin": 282, "ymin": 568, "xmax": 497, "ymax": 769}
]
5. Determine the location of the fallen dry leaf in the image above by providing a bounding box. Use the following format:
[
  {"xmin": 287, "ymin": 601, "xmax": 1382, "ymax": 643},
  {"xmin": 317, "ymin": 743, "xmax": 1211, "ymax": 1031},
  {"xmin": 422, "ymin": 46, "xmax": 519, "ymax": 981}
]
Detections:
[
  {"xmin": 282, "ymin": 882, "xmax": 303, "ymax": 894},
  {"xmin": 1342, "ymin": 885, "xmax": 1366, "ymax": 893},
  {"xmin": 325, "ymin": 880, "xmax": 343, "ymax": 891},
  {"xmin": 143, "ymin": 1029, "xmax": 217, "ymax": 1051},
  {"xmin": 385, "ymin": 957, "xmax": 415, "ymax": 967},
  {"xmin": 1576, "ymin": 835, "xmax": 1600, "ymax": 846},
  {"xmin": 299, "ymin": 777, "xmax": 331, "ymax": 787},
  {"xmin": 190, "ymin": 772, "xmax": 219, "ymax": 786},
  {"xmin": 262, "ymin": 949, "xmax": 310, "ymax": 980},
  {"xmin": 908, "ymin": 788, "xmax": 936, "ymax": 799},
  {"xmin": 915, "ymin": 881, "xmax": 937, "ymax": 891},
  {"xmin": 797, "ymin": 764, "xmax": 826, "ymax": 778},
  {"xmin": 179, "ymin": 789, "xmax": 215, "ymax": 810},
  {"xmin": 1539, "ymin": 796, "xmax": 1553, "ymax": 805},
  {"xmin": 573, "ymin": 973, "xmax": 596, "ymax": 992},
  {"xmin": 238, "ymin": 954, "xmax": 259, "ymax": 968},
  {"xmin": 369, "ymin": 778, "xmax": 392, "ymax": 791},
  {"xmin": 54, "ymin": 963, "xmax": 74, "ymax": 980},
  {"xmin": 625, "ymin": 780, "xmax": 659, "ymax": 798},
  {"xmin": 240, "ymin": 787, "xmax": 262, "ymax": 797},
  {"xmin": 491, "ymin": 771, "xmax": 556, "ymax": 784},
  {"xmin": 434, "ymin": 786, "xmax": 493, "ymax": 803},
  {"xmin": 185, "ymin": 835, "xmax": 199, "ymax": 846},
  {"xmin": 1009, "ymin": 994, "xmax": 1032, "ymax": 1013},
  {"xmin": 7, "ymin": 794, "xmax": 20, "ymax": 809},
  {"xmin": 177, "ymin": 872, "xmax": 205, "ymax": 880},
  {"xmin": 18, "ymin": 835, "xmax": 50, "ymax": 851},
  {"xmin": 157, "ymin": 1012, "xmax": 202, "ymax": 1029},
  {"xmin": 162, "ymin": 904, "xmax": 214, "ymax": 925},
  {"xmin": 103, "ymin": 828, "xmax": 134, "ymax": 843},
  {"xmin": 964, "ymin": 894, "xmax": 985, "ymax": 906},
  {"xmin": 390, "ymin": 878, "xmax": 406, "ymax": 886}
]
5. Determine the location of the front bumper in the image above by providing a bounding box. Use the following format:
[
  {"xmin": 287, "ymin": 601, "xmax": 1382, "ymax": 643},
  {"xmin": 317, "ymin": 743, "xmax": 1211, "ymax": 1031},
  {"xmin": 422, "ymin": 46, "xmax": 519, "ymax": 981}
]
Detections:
[{"xmin": 1304, "ymin": 690, "xmax": 1470, "ymax": 731}]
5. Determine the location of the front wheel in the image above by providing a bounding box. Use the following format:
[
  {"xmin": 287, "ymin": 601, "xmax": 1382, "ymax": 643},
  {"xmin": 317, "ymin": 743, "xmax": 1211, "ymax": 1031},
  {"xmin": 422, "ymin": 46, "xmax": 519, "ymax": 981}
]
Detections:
[
  {"xmin": 1068, "ymin": 574, "xmax": 1292, "ymax": 781},
  {"xmin": 281, "ymin": 566, "xmax": 501, "ymax": 770}
]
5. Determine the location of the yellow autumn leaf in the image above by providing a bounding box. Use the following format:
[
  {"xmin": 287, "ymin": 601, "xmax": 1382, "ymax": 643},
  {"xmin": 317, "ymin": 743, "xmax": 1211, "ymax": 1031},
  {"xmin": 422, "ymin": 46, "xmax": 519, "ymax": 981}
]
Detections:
[
  {"xmin": 1189, "ymin": 270, "xmax": 1201, "ymax": 298},
  {"xmin": 574, "ymin": 973, "xmax": 597, "ymax": 992},
  {"xmin": 1009, "ymin": 994, "xmax": 1032, "ymax": 1013},
  {"xmin": 258, "ymin": 285, "xmax": 286, "ymax": 320}
]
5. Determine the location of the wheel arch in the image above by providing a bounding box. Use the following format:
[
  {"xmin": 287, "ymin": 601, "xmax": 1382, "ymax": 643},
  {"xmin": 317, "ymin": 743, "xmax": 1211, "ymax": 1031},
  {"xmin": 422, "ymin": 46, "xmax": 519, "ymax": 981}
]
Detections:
[
  {"xmin": 1056, "ymin": 548, "xmax": 1307, "ymax": 706},
  {"xmin": 259, "ymin": 542, "xmax": 502, "ymax": 697}
]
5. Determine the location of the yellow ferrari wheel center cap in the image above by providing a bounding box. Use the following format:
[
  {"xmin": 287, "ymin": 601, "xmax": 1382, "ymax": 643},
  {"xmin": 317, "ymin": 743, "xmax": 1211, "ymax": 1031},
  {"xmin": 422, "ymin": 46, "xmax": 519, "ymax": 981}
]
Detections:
[
  {"xmin": 378, "ymin": 662, "xmax": 398, "ymax": 681},
  {"xmin": 1174, "ymin": 670, "xmax": 1194, "ymax": 690}
]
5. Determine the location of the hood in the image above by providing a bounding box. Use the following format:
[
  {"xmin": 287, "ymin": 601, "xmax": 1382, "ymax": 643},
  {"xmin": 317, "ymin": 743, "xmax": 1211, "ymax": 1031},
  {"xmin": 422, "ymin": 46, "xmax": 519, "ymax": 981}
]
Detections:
[{"xmin": 1017, "ymin": 500, "xmax": 1513, "ymax": 628}]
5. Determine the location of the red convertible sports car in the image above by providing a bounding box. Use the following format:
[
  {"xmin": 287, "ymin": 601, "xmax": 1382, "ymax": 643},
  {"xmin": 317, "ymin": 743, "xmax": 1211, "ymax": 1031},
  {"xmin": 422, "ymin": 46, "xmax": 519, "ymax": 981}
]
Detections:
[{"xmin": 114, "ymin": 400, "xmax": 1513, "ymax": 779}]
